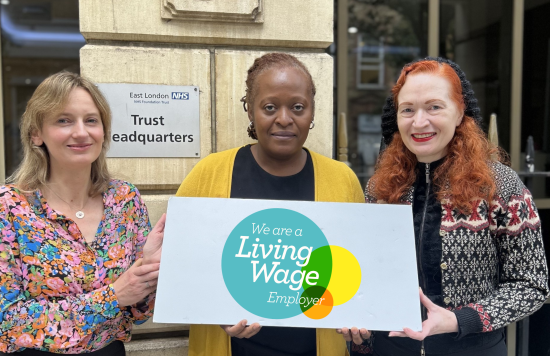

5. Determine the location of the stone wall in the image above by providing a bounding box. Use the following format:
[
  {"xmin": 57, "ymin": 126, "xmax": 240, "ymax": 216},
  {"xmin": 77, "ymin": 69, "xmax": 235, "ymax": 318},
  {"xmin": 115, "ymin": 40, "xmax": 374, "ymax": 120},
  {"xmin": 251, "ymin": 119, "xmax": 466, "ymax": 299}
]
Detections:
[{"xmin": 79, "ymin": 0, "xmax": 334, "ymax": 348}]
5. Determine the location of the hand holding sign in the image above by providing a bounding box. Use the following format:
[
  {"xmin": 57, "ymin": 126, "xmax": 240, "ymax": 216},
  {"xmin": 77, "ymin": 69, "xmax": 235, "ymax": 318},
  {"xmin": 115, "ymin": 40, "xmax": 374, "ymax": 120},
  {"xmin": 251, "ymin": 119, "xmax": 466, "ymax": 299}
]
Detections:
[
  {"xmin": 143, "ymin": 213, "xmax": 166, "ymax": 266},
  {"xmin": 388, "ymin": 288, "xmax": 458, "ymax": 340},
  {"xmin": 336, "ymin": 327, "xmax": 371, "ymax": 345},
  {"xmin": 221, "ymin": 320, "xmax": 262, "ymax": 339}
]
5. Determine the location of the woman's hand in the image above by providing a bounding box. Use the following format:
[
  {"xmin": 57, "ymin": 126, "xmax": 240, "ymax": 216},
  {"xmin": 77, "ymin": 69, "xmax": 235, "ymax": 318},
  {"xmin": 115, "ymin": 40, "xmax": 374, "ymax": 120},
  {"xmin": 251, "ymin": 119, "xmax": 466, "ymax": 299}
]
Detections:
[
  {"xmin": 112, "ymin": 258, "xmax": 159, "ymax": 306},
  {"xmin": 221, "ymin": 320, "xmax": 262, "ymax": 338},
  {"xmin": 142, "ymin": 213, "xmax": 166, "ymax": 266},
  {"xmin": 337, "ymin": 327, "xmax": 371, "ymax": 345},
  {"xmin": 389, "ymin": 288, "xmax": 458, "ymax": 340}
]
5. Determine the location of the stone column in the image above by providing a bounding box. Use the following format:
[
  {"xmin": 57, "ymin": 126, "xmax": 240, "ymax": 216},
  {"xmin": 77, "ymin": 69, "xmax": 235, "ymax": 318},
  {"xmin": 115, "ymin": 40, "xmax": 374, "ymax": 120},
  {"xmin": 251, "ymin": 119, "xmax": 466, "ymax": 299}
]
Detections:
[{"xmin": 79, "ymin": 0, "xmax": 333, "ymax": 348}]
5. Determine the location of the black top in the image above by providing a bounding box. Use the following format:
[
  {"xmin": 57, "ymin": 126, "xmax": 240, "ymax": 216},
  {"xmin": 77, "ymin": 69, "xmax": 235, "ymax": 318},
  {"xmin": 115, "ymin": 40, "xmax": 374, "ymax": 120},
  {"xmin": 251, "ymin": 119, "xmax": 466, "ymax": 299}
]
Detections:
[
  {"xmin": 413, "ymin": 158, "xmax": 444, "ymax": 306},
  {"xmin": 231, "ymin": 145, "xmax": 315, "ymax": 201},
  {"xmin": 230, "ymin": 145, "xmax": 316, "ymax": 356}
]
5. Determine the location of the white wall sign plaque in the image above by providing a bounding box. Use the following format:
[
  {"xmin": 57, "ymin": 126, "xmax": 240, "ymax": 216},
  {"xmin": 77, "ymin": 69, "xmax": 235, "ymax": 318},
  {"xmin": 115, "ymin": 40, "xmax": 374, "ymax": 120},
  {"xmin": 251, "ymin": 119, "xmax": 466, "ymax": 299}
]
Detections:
[
  {"xmin": 97, "ymin": 83, "xmax": 200, "ymax": 158},
  {"xmin": 154, "ymin": 198, "xmax": 422, "ymax": 331}
]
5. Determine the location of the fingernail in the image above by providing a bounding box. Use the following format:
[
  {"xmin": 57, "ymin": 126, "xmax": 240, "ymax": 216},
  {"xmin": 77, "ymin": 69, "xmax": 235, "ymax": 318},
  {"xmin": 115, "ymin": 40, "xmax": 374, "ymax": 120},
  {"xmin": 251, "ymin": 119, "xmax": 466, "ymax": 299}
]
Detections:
[{"xmin": 352, "ymin": 330, "xmax": 357, "ymax": 335}]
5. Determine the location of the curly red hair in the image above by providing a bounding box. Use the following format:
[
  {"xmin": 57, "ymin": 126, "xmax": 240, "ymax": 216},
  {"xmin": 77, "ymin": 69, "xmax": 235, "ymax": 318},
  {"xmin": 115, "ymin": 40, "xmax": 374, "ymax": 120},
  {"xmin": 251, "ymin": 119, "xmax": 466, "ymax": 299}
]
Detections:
[{"xmin": 371, "ymin": 61, "xmax": 500, "ymax": 213}]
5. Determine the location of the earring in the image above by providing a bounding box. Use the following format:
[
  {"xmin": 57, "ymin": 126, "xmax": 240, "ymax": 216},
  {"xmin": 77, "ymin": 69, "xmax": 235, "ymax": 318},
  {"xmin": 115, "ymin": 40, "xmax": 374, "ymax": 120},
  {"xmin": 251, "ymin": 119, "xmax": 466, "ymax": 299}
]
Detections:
[
  {"xmin": 309, "ymin": 121, "xmax": 315, "ymax": 130},
  {"xmin": 240, "ymin": 96, "xmax": 248, "ymax": 113},
  {"xmin": 247, "ymin": 121, "xmax": 258, "ymax": 140}
]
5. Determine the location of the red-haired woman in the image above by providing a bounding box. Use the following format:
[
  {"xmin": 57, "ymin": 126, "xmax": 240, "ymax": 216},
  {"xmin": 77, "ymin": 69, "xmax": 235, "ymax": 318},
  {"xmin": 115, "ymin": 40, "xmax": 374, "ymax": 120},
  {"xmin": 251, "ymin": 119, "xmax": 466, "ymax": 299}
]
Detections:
[{"xmin": 340, "ymin": 57, "xmax": 549, "ymax": 356}]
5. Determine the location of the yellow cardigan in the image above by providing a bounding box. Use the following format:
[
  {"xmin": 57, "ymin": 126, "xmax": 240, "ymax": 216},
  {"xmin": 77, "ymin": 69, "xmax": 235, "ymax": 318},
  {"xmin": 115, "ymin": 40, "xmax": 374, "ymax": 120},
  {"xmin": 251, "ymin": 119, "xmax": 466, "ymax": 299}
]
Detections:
[{"xmin": 176, "ymin": 146, "xmax": 364, "ymax": 356}]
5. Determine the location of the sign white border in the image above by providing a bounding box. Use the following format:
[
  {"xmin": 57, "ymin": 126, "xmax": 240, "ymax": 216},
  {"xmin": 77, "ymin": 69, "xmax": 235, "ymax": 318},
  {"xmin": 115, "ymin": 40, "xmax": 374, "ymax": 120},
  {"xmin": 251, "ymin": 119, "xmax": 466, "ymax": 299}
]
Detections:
[{"xmin": 155, "ymin": 198, "xmax": 422, "ymax": 331}]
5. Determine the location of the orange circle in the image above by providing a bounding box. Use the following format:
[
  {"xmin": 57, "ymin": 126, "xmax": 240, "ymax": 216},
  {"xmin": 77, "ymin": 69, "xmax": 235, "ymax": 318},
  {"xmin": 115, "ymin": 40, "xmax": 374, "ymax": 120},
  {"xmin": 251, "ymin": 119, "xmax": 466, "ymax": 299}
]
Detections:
[{"xmin": 303, "ymin": 289, "xmax": 334, "ymax": 320}]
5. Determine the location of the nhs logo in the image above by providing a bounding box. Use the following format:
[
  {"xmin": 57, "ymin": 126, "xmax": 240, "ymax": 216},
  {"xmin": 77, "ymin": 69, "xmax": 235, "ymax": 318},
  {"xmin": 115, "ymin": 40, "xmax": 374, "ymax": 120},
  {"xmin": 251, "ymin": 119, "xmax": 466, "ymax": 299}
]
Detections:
[{"xmin": 172, "ymin": 92, "xmax": 189, "ymax": 100}]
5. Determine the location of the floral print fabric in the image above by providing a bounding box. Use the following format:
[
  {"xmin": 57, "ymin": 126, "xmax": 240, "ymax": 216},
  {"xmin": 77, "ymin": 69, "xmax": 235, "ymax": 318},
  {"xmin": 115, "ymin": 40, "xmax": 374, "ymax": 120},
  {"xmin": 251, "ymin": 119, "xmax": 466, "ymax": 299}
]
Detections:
[{"xmin": 0, "ymin": 180, "xmax": 154, "ymax": 353}]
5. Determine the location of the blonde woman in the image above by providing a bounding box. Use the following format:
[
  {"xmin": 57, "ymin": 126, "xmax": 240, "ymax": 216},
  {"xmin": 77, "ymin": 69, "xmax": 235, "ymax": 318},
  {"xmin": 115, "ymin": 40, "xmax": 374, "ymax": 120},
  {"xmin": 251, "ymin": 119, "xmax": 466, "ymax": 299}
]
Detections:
[{"xmin": 0, "ymin": 72, "xmax": 164, "ymax": 355}]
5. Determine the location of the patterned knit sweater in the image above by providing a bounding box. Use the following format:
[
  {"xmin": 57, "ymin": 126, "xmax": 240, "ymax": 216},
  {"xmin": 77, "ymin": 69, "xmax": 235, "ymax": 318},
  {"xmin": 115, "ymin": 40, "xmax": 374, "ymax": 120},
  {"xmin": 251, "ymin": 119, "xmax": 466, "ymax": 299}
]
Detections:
[{"xmin": 353, "ymin": 161, "xmax": 549, "ymax": 354}]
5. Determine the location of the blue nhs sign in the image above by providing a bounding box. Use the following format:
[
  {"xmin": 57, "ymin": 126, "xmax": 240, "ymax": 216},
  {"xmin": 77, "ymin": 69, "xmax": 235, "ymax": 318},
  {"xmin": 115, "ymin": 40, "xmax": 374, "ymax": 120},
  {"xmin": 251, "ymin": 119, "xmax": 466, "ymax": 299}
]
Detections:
[{"xmin": 172, "ymin": 92, "xmax": 189, "ymax": 100}]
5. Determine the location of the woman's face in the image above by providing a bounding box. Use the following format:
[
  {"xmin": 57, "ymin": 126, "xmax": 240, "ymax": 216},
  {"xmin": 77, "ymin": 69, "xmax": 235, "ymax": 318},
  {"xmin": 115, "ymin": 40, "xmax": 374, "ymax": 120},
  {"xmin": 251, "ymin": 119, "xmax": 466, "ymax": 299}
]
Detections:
[
  {"xmin": 32, "ymin": 87, "xmax": 104, "ymax": 171},
  {"xmin": 250, "ymin": 66, "xmax": 313, "ymax": 160},
  {"xmin": 397, "ymin": 73, "xmax": 463, "ymax": 163}
]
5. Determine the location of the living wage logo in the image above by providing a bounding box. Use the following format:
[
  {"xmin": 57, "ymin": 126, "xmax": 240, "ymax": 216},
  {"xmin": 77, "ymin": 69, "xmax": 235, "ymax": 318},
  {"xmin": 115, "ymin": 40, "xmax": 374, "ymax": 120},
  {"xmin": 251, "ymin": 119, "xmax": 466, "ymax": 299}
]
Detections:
[{"xmin": 221, "ymin": 208, "xmax": 361, "ymax": 320}]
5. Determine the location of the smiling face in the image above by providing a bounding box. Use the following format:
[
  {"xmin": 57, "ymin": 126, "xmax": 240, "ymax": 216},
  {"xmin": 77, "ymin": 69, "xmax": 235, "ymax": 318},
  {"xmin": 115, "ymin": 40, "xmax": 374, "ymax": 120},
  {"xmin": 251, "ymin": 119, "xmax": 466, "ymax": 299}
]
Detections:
[
  {"xmin": 32, "ymin": 87, "xmax": 104, "ymax": 172},
  {"xmin": 396, "ymin": 73, "xmax": 464, "ymax": 163},
  {"xmin": 250, "ymin": 66, "xmax": 313, "ymax": 160}
]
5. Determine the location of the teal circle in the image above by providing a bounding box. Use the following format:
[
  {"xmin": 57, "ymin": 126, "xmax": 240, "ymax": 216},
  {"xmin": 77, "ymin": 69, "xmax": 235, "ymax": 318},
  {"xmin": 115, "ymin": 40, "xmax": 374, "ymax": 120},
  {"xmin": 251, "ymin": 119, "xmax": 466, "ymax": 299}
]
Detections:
[{"xmin": 222, "ymin": 208, "xmax": 330, "ymax": 319}]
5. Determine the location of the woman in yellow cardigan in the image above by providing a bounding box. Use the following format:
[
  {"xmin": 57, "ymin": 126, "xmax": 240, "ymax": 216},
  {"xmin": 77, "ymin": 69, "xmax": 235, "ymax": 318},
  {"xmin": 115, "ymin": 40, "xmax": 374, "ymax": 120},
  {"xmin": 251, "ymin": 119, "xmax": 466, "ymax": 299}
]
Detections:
[{"xmin": 176, "ymin": 53, "xmax": 364, "ymax": 356}]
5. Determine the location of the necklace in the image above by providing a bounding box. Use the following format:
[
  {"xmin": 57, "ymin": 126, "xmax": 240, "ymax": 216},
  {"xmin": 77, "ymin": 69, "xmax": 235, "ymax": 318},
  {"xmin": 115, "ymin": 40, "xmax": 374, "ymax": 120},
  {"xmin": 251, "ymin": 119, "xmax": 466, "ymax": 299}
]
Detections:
[{"xmin": 46, "ymin": 186, "xmax": 91, "ymax": 219}]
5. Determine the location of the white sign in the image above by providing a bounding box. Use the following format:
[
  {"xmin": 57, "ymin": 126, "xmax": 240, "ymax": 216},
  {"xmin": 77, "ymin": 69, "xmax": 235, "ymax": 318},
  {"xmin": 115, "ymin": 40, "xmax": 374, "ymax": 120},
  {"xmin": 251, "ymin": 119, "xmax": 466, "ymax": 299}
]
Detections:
[
  {"xmin": 154, "ymin": 198, "xmax": 422, "ymax": 331},
  {"xmin": 97, "ymin": 83, "xmax": 200, "ymax": 158}
]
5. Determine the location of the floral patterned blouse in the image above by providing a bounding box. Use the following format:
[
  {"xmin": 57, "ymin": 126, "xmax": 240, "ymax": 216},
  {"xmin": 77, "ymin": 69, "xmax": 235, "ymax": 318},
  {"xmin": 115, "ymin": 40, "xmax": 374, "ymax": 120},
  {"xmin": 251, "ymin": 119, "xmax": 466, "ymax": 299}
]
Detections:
[{"xmin": 0, "ymin": 180, "xmax": 154, "ymax": 353}]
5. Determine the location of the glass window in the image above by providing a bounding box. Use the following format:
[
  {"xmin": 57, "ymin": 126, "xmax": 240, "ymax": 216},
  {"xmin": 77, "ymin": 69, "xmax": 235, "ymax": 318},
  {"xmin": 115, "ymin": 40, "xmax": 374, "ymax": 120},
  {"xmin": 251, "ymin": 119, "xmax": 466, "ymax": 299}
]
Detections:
[
  {"xmin": 520, "ymin": 1, "xmax": 550, "ymax": 353},
  {"xmin": 1, "ymin": 0, "xmax": 84, "ymax": 176},
  {"xmin": 520, "ymin": 0, "xmax": 550, "ymax": 199},
  {"xmin": 439, "ymin": 0, "xmax": 513, "ymax": 152},
  {"xmin": 347, "ymin": 0, "xmax": 428, "ymax": 185}
]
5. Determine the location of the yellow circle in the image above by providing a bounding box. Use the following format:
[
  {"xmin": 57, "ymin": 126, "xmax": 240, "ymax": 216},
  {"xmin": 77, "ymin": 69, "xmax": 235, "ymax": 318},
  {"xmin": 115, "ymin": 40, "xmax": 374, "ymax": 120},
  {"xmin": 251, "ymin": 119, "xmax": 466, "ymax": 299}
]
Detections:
[{"xmin": 325, "ymin": 245, "xmax": 361, "ymax": 306}]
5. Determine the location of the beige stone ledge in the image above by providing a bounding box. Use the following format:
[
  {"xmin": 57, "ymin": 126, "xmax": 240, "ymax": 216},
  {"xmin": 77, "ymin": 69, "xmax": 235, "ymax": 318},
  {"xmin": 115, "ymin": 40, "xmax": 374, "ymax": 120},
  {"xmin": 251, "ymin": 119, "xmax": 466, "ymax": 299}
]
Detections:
[
  {"xmin": 132, "ymin": 319, "xmax": 188, "ymax": 334},
  {"xmin": 215, "ymin": 50, "xmax": 333, "ymax": 158},
  {"xmin": 125, "ymin": 337, "xmax": 188, "ymax": 356},
  {"xmin": 79, "ymin": 0, "xmax": 332, "ymax": 49},
  {"xmin": 80, "ymin": 45, "xmax": 211, "ymax": 188},
  {"xmin": 161, "ymin": 0, "xmax": 264, "ymax": 24}
]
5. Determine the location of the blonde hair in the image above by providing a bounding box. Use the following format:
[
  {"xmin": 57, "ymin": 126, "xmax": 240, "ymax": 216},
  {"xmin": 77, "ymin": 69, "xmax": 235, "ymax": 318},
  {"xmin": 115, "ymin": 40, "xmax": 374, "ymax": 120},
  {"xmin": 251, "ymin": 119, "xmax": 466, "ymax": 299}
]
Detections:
[{"xmin": 8, "ymin": 71, "xmax": 111, "ymax": 196}]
